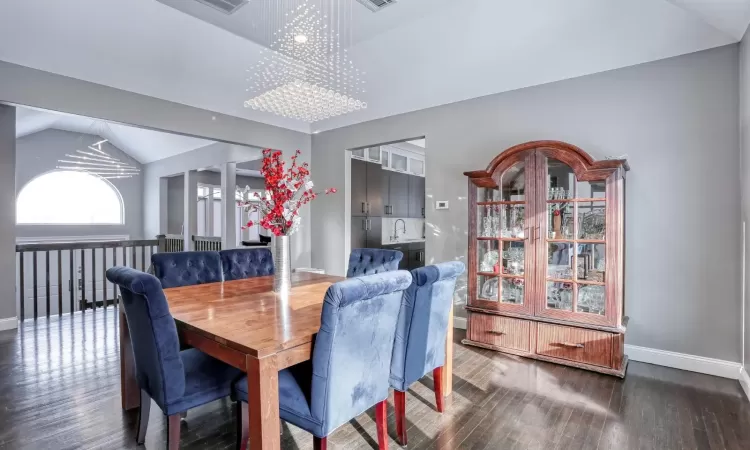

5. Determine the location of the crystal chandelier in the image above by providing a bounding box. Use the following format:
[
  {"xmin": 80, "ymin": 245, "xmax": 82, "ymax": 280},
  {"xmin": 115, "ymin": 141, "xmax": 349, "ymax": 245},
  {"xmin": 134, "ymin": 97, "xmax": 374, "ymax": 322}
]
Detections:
[{"xmin": 244, "ymin": 0, "xmax": 367, "ymax": 123}]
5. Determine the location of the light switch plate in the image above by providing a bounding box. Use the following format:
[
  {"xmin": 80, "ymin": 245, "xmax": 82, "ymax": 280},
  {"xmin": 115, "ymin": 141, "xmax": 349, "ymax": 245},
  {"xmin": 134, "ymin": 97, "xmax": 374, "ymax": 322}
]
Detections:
[{"xmin": 436, "ymin": 200, "xmax": 449, "ymax": 210}]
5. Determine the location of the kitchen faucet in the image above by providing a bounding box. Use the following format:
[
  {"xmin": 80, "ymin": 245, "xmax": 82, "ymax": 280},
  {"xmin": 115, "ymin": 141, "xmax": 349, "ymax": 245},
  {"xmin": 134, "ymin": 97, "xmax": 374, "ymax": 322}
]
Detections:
[{"xmin": 393, "ymin": 219, "xmax": 406, "ymax": 241}]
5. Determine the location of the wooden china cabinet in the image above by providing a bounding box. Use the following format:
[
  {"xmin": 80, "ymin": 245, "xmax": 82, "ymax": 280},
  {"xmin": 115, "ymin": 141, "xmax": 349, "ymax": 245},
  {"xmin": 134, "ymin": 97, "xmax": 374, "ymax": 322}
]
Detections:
[{"xmin": 463, "ymin": 141, "xmax": 629, "ymax": 377}]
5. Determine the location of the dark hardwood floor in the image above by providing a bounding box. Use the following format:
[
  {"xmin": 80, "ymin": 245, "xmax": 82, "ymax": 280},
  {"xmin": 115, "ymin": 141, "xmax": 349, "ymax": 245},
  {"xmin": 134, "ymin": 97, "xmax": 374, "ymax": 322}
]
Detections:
[{"xmin": 0, "ymin": 310, "xmax": 748, "ymax": 449}]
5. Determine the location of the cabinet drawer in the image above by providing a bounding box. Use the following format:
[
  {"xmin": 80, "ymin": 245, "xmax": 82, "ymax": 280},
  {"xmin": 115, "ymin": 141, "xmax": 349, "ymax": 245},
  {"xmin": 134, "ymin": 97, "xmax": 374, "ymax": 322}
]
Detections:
[
  {"xmin": 468, "ymin": 314, "xmax": 531, "ymax": 352},
  {"xmin": 536, "ymin": 323, "xmax": 612, "ymax": 367}
]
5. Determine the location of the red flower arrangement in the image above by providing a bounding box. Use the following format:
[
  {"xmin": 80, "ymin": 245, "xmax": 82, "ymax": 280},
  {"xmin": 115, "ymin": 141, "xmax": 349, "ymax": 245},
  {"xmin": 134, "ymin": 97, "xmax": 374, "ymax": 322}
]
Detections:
[{"xmin": 238, "ymin": 149, "xmax": 336, "ymax": 237}]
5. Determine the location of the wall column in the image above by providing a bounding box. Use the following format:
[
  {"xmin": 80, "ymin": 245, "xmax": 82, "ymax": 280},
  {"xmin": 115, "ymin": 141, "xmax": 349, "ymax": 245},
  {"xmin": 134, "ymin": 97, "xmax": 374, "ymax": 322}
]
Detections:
[
  {"xmin": 221, "ymin": 162, "xmax": 237, "ymax": 250},
  {"xmin": 158, "ymin": 177, "xmax": 168, "ymax": 236},
  {"xmin": 0, "ymin": 105, "xmax": 16, "ymax": 326},
  {"xmin": 184, "ymin": 170, "xmax": 198, "ymax": 250},
  {"xmin": 206, "ymin": 184, "xmax": 215, "ymax": 237}
]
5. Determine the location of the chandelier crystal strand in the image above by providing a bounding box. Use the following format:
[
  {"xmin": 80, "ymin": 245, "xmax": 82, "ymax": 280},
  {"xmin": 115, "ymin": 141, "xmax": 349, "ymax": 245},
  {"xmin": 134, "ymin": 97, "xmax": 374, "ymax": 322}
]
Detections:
[
  {"xmin": 244, "ymin": 0, "xmax": 367, "ymax": 123},
  {"xmin": 56, "ymin": 122, "xmax": 140, "ymax": 179}
]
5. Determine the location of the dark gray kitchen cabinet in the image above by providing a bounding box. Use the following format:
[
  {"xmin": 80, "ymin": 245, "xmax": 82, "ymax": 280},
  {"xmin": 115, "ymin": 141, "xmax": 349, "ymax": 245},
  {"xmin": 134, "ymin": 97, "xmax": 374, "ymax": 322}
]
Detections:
[
  {"xmin": 351, "ymin": 159, "xmax": 368, "ymax": 217},
  {"xmin": 408, "ymin": 245, "xmax": 425, "ymax": 270},
  {"xmin": 365, "ymin": 218, "xmax": 382, "ymax": 248},
  {"xmin": 386, "ymin": 171, "xmax": 410, "ymax": 217},
  {"xmin": 351, "ymin": 217, "xmax": 382, "ymax": 250},
  {"xmin": 408, "ymin": 175, "xmax": 425, "ymax": 218},
  {"xmin": 351, "ymin": 216, "xmax": 367, "ymax": 249},
  {"xmin": 366, "ymin": 162, "xmax": 384, "ymax": 217}
]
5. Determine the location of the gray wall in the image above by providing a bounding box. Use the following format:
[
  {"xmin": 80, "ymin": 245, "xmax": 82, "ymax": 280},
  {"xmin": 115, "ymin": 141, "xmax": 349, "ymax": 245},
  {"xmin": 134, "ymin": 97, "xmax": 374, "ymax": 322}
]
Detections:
[
  {"xmin": 0, "ymin": 105, "xmax": 15, "ymax": 321},
  {"xmin": 0, "ymin": 59, "xmax": 313, "ymax": 270},
  {"xmin": 16, "ymin": 129, "xmax": 143, "ymax": 239},
  {"xmin": 166, "ymin": 172, "xmax": 265, "ymax": 235},
  {"xmin": 311, "ymin": 45, "xmax": 742, "ymax": 362},
  {"xmin": 741, "ymin": 31, "xmax": 750, "ymax": 373}
]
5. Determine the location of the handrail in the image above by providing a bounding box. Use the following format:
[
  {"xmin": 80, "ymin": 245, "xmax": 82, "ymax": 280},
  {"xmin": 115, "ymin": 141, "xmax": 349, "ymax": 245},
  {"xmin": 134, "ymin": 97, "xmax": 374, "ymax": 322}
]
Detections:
[
  {"xmin": 15, "ymin": 237, "xmax": 161, "ymax": 321},
  {"xmin": 16, "ymin": 239, "xmax": 158, "ymax": 252}
]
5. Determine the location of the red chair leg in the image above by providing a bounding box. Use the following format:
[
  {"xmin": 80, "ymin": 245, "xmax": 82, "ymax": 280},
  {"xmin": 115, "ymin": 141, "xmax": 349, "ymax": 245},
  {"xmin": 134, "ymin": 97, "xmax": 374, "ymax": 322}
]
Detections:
[
  {"xmin": 313, "ymin": 436, "xmax": 327, "ymax": 450},
  {"xmin": 375, "ymin": 400, "xmax": 388, "ymax": 450},
  {"xmin": 433, "ymin": 366, "xmax": 445, "ymax": 413},
  {"xmin": 394, "ymin": 390, "xmax": 407, "ymax": 446},
  {"xmin": 236, "ymin": 401, "xmax": 249, "ymax": 450}
]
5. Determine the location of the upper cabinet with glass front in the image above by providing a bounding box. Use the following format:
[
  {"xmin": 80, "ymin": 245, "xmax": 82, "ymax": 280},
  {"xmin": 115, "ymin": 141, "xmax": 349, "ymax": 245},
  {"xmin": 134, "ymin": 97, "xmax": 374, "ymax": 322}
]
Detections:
[{"xmin": 464, "ymin": 141, "xmax": 629, "ymax": 377}]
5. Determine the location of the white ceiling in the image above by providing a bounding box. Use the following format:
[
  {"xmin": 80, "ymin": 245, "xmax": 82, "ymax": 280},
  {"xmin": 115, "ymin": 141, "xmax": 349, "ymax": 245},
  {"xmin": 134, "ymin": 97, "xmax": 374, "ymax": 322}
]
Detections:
[
  {"xmin": 0, "ymin": 0, "xmax": 748, "ymax": 135},
  {"xmin": 16, "ymin": 107, "xmax": 215, "ymax": 164}
]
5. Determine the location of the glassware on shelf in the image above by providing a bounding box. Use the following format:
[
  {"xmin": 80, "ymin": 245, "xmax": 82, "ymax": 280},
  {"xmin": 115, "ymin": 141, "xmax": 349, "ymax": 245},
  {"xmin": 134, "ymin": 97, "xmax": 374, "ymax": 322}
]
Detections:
[
  {"xmin": 480, "ymin": 277, "xmax": 499, "ymax": 300},
  {"xmin": 546, "ymin": 282, "xmax": 573, "ymax": 311},
  {"xmin": 547, "ymin": 243, "xmax": 573, "ymax": 279},
  {"xmin": 479, "ymin": 250, "xmax": 499, "ymax": 273},
  {"xmin": 578, "ymin": 202, "xmax": 606, "ymax": 240},
  {"xmin": 578, "ymin": 285, "xmax": 605, "ymax": 315},
  {"xmin": 501, "ymin": 278, "xmax": 524, "ymax": 304}
]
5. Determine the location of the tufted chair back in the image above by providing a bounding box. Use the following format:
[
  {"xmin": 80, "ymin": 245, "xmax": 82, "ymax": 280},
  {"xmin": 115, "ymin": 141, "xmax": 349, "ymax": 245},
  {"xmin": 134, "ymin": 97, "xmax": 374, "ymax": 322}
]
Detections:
[
  {"xmin": 310, "ymin": 270, "xmax": 412, "ymax": 436},
  {"xmin": 106, "ymin": 266, "xmax": 185, "ymax": 410},
  {"xmin": 389, "ymin": 261, "xmax": 465, "ymax": 391},
  {"xmin": 219, "ymin": 248, "xmax": 274, "ymax": 281},
  {"xmin": 151, "ymin": 251, "xmax": 223, "ymax": 289},
  {"xmin": 346, "ymin": 248, "xmax": 404, "ymax": 278}
]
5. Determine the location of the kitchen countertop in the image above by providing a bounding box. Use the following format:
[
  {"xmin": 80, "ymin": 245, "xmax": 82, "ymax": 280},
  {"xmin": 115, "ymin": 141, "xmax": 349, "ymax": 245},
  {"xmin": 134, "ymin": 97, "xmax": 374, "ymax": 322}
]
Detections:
[{"xmin": 382, "ymin": 239, "xmax": 425, "ymax": 245}]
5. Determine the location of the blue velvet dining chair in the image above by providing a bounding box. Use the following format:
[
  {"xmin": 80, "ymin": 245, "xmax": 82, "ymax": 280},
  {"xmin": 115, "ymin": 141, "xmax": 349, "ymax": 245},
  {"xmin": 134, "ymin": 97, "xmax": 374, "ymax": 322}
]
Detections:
[
  {"xmin": 151, "ymin": 251, "xmax": 223, "ymax": 288},
  {"xmin": 106, "ymin": 266, "xmax": 242, "ymax": 450},
  {"xmin": 233, "ymin": 270, "xmax": 413, "ymax": 450},
  {"xmin": 346, "ymin": 248, "xmax": 403, "ymax": 278},
  {"xmin": 389, "ymin": 261, "xmax": 465, "ymax": 446},
  {"xmin": 219, "ymin": 248, "xmax": 274, "ymax": 281}
]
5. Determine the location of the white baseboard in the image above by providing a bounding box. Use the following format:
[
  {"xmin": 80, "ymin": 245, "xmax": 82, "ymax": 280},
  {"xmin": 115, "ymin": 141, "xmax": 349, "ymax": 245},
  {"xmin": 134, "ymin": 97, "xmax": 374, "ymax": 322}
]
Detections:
[
  {"xmin": 0, "ymin": 317, "xmax": 18, "ymax": 331},
  {"xmin": 453, "ymin": 315, "xmax": 741, "ymax": 380},
  {"xmin": 623, "ymin": 345, "xmax": 741, "ymax": 379},
  {"xmin": 740, "ymin": 367, "xmax": 750, "ymax": 401}
]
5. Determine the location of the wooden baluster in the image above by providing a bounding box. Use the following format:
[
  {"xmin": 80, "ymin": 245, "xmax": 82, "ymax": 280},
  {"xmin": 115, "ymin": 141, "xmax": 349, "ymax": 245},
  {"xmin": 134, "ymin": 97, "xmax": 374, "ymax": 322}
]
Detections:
[
  {"xmin": 103, "ymin": 248, "xmax": 107, "ymax": 309},
  {"xmin": 57, "ymin": 250, "xmax": 63, "ymax": 316},
  {"xmin": 19, "ymin": 252, "xmax": 24, "ymax": 321},
  {"xmin": 131, "ymin": 246, "xmax": 136, "ymax": 270},
  {"xmin": 69, "ymin": 250, "xmax": 74, "ymax": 314},
  {"xmin": 45, "ymin": 251, "xmax": 50, "ymax": 318},
  {"xmin": 32, "ymin": 251, "xmax": 38, "ymax": 320},
  {"xmin": 92, "ymin": 248, "xmax": 97, "ymax": 311},
  {"xmin": 80, "ymin": 249, "xmax": 86, "ymax": 313},
  {"xmin": 141, "ymin": 246, "xmax": 145, "ymax": 272}
]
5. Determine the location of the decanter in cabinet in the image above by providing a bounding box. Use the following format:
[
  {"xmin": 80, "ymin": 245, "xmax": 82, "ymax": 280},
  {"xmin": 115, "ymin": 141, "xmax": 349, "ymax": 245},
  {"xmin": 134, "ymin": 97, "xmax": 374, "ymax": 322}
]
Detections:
[{"xmin": 463, "ymin": 141, "xmax": 629, "ymax": 377}]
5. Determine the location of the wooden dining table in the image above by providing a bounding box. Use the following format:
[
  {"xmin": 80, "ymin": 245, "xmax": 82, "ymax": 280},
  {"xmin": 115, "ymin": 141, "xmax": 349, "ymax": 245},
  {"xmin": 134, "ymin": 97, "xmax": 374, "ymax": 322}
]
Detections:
[{"xmin": 119, "ymin": 272, "xmax": 454, "ymax": 449}]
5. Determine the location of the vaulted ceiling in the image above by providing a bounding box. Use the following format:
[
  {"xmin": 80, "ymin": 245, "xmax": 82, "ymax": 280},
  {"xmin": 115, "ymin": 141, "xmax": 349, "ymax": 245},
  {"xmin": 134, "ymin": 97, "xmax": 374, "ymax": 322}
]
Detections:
[
  {"xmin": 0, "ymin": 0, "xmax": 748, "ymax": 135},
  {"xmin": 16, "ymin": 107, "xmax": 215, "ymax": 164}
]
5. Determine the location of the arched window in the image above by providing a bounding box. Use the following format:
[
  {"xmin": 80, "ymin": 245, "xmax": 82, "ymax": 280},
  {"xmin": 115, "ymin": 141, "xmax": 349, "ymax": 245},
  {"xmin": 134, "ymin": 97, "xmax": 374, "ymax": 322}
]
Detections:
[{"xmin": 17, "ymin": 171, "xmax": 124, "ymax": 225}]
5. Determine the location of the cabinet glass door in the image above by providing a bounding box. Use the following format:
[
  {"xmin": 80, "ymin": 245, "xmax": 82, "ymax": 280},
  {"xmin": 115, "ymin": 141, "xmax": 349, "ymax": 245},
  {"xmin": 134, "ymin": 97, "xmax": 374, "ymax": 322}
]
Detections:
[
  {"xmin": 390, "ymin": 153, "xmax": 408, "ymax": 172},
  {"xmin": 366, "ymin": 147, "xmax": 381, "ymax": 163},
  {"xmin": 472, "ymin": 153, "xmax": 534, "ymax": 314},
  {"xmin": 539, "ymin": 154, "xmax": 611, "ymax": 325},
  {"xmin": 410, "ymin": 158, "xmax": 424, "ymax": 176}
]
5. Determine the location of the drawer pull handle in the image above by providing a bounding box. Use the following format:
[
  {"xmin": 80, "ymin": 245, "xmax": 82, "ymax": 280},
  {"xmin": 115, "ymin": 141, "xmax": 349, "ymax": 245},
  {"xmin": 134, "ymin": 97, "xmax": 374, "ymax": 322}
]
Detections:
[
  {"xmin": 558, "ymin": 342, "xmax": 585, "ymax": 348},
  {"xmin": 489, "ymin": 330, "xmax": 505, "ymax": 335}
]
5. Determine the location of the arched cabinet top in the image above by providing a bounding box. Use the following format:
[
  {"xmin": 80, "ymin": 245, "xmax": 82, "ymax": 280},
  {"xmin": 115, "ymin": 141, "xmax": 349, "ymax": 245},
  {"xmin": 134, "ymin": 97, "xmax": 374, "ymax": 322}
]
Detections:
[{"xmin": 464, "ymin": 140, "xmax": 629, "ymax": 187}]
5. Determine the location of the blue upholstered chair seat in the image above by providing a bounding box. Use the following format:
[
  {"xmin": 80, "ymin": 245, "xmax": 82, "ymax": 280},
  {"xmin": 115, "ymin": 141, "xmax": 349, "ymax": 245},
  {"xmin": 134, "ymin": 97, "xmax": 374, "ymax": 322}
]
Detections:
[
  {"xmin": 234, "ymin": 362, "xmax": 327, "ymax": 437},
  {"xmin": 163, "ymin": 348, "xmax": 243, "ymax": 415}
]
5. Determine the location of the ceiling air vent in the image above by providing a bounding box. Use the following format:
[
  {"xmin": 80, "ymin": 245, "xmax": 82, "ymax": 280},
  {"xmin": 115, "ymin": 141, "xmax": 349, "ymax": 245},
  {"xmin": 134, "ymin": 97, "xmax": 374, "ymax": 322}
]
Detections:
[
  {"xmin": 194, "ymin": 0, "xmax": 248, "ymax": 15},
  {"xmin": 356, "ymin": 0, "xmax": 397, "ymax": 12}
]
